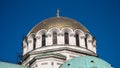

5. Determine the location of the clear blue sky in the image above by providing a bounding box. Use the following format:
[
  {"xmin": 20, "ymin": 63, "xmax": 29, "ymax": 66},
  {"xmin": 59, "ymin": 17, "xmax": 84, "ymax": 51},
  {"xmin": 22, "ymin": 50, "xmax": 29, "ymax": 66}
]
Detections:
[{"xmin": 0, "ymin": 0, "xmax": 120, "ymax": 67}]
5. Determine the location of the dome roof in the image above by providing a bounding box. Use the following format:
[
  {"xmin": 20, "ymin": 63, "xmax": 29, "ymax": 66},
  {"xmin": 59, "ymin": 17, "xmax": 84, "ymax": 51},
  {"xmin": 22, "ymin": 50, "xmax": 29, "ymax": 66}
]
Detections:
[
  {"xmin": 0, "ymin": 61, "xmax": 28, "ymax": 68},
  {"xmin": 60, "ymin": 56, "xmax": 112, "ymax": 68},
  {"xmin": 28, "ymin": 17, "xmax": 89, "ymax": 35}
]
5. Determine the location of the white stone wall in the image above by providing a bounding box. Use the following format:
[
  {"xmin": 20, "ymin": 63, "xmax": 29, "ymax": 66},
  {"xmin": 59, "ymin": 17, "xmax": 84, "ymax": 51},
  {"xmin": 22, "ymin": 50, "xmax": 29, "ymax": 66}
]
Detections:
[
  {"xmin": 22, "ymin": 39, "xmax": 28, "ymax": 55},
  {"xmin": 57, "ymin": 33, "xmax": 64, "ymax": 44},
  {"xmin": 52, "ymin": 50, "xmax": 86, "ymax": 60},
  {"xmin": 22, "ymin": 27, "xmax": 97, "ymax": 68},
  {"xmin": 22, "ymin": 27, "xmax": 96, "ymax": 55},
  {"xmin": 29, "ymin": 58, "xmax": 64, "ymax": 68}
]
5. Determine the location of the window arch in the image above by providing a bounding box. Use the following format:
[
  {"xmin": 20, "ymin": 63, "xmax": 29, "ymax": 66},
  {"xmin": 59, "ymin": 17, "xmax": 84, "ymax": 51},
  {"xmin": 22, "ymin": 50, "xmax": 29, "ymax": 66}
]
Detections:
[
  {"xmin": 42, "ymin": 34, "xmax": 46, "ymax": 47},
  {"xmin": 64, "ymin": 32, "xmax": 69, "ymax": 44},
  {"xmin": 53, "ymin": 32, "xmax": 57, "ymax": 44},
  {"xmin": 76, "ymin": 33, "xmax": 80, "ymax": 47}
]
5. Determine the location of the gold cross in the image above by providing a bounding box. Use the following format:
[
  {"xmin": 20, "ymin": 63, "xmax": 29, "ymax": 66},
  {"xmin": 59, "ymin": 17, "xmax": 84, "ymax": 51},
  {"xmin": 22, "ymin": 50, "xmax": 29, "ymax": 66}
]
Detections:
[{"xmin": 56, "ymin": 9, "xmax": 60, "ymax": 17}]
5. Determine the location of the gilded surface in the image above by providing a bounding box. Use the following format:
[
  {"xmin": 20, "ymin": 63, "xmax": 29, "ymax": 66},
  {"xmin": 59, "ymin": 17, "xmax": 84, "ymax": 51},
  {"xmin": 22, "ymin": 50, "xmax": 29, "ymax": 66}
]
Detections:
[{"xmin": 29, "ymin": 17, "xmax": 89, "ymax": 34}]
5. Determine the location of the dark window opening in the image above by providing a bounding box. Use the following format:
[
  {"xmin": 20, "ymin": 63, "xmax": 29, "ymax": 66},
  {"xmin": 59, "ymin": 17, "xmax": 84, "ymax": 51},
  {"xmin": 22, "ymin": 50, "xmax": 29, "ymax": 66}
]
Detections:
[
  {"xmin": 42, "ymin": 34, "xmax": 46, "ymax": 47},
  {"xmin": 68, "ymin": 64, "xmax": 70, "ymax": 66},
  {"xmin": 85, "ymin": 35, "xmax": 88, "ymax": 48},
  {"xmin": 53, "ymin": 32, "xmax": 57, "ymax": 44},
  {"xmin": 91, "ymin": 60, "xmax": 94, "ymax": 63},
  {"xmin": 76, "ymin": 34, "xmax": 80, "ymax": 47},
  {"xmin": 65, "ymin": 32, "xmax": 69, "ymax": 44},
  {"xmin": 33, "ymin": 38, "xmax": 36, "ymax": 49}
]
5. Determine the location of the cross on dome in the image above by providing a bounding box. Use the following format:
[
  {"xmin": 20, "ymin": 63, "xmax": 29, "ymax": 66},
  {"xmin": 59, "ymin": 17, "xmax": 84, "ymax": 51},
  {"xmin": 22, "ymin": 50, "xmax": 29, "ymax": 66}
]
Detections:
[{"xmin": 56, "ymin": 9, "xmax": 60, "ymax": 17}]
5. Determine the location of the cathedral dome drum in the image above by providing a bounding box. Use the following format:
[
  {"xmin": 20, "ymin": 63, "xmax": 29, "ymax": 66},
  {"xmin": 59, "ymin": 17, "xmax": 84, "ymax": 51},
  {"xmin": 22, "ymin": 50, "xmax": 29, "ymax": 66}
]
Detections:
[{"xmin": 22, "ymin": 15, "xmax": 97, "ymax": 67}]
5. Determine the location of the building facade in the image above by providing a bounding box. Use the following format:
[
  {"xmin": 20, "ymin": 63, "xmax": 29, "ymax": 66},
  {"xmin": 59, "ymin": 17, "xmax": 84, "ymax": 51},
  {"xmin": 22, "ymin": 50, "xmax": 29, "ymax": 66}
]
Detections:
[
  {"xmin": 21, "ymin": 12, "xmax": 98, "ymax": 68},
  {"xmin": 0, "ymin": 11, "xmax": 113, "ymax": 68}
]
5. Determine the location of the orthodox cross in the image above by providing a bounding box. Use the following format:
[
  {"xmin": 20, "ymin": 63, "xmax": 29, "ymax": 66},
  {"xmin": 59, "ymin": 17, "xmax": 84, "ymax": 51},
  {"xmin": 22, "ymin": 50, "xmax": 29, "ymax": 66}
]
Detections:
[{"xmin": 56, "ymin": 9, "xmax": 60, "ymax": 17}]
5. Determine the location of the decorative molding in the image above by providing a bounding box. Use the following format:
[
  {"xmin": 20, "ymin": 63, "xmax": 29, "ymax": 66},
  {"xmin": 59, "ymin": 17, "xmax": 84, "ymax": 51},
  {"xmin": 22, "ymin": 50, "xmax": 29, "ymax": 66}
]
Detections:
[
  {"xmin": 88, "ymin": 40, "xmax": 92, "ymax": 43},
  {"xmin": 47, "ymin": 34, "xmax": 52, "ymax": 37},
  {"xmin": 70, "ymin": 34, "xmax": 74, "ymax": 37},
  {"xmin": 29, "ymin": 45, "xmax": 97, "ymax": 56},
  {"xmin": 23, "ymin": 45, "xmax": 26, "ymax": 48},
  {"xmin": 41, "ymin": 62, "xmax": 48, "ymax": 65},
  {"xmin": 93, "ymin": 45, "xmax": 96, "ymax": 47},
  {"xmin": 36, "ymin": 36, "xmax": 40, "ymax": 39},
  {"xmin": 80, "ymin": 36, "xmax": 85, "ymax": 39},
  {"xmin": 58, "ymin": 33, "xmax": 63, "ymax": 36},
  {"xmin": 28, "ymin": 40, "xmax": 32, "ymax": 43}
]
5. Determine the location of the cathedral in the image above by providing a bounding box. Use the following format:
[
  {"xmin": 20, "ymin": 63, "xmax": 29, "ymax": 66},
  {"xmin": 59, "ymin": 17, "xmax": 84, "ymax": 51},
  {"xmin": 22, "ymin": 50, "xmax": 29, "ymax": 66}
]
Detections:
[{"xmin": 0, "ymin": 10, "xmax": 113, "ymax": 68}]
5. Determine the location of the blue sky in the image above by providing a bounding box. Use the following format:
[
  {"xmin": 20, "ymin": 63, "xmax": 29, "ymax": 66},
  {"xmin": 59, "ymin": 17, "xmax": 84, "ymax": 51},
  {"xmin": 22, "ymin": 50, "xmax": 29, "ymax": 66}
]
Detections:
[{"xmin": 0, "ymin": 0, "xmax": 120, "ymax": 67}]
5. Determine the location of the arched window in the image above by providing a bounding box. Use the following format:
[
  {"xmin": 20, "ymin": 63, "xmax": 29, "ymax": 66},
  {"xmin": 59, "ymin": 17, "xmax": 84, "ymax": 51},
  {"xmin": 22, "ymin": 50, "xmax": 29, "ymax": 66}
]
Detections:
[
  {"xmin": 76, "ymin": 34, "xmax": 80, "ymax": 47},
  {"xmin": 42, "ymin": 34, "xmax": 46, "ymax": 47},
  {"xmin": 33, "ymin": 38, "xmax": 36, "ymax": 49},
  {"xmin": 64, "ymin": 32, "xmax": 69, "ymax": 44},
  {"xmin": 53, "ymin": 32, "xmax": 57, "ymax": 44}
]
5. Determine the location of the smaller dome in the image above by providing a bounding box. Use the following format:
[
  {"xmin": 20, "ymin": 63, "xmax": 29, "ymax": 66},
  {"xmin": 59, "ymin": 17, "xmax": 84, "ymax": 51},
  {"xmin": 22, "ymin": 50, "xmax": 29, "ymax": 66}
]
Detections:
[{"xmin": 60, "ymin": 56, "xmax": 112, "ymax": 68}]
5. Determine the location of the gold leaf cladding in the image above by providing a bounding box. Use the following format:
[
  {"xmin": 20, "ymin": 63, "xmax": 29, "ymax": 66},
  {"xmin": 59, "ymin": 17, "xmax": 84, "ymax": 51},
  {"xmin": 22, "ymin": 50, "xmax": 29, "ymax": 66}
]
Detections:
[{"xmin": 29, "ymin": 17, "xmax": 89, "ymax": 34}]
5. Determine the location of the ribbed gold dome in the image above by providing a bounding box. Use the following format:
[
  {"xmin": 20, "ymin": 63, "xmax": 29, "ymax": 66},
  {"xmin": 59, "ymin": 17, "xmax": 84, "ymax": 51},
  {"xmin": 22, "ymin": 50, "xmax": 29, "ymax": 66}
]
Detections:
[{"xmin": 29, "ymin": 17, "xmax": 89, "ymax": 34}]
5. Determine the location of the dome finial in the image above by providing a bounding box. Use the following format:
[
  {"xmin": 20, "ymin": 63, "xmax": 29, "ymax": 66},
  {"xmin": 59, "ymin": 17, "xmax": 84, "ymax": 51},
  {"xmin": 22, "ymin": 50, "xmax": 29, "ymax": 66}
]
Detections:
[{"xmin": 56, "ymin": 9, "xmax": 60, "ymax": 17}]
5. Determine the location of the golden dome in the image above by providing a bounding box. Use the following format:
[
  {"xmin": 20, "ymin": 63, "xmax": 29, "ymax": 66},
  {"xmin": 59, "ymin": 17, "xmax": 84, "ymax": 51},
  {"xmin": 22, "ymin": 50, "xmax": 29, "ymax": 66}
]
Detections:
[{"xmin": 28, "ymin": 17, "xmax": 89, "ymax": 34}]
